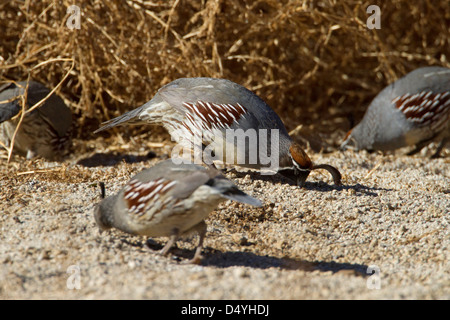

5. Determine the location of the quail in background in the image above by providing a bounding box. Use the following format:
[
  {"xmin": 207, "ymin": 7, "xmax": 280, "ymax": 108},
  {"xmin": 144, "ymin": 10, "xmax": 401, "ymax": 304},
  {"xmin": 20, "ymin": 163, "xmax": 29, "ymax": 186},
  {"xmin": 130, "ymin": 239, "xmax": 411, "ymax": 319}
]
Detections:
[
  {"xmin": 95, "ymin": 77, "xmax": 341, "ymax": 187},
  {"xmin": 0, "ymin": 81, "xmax": 72, "ymax": 160},
  {"xmin": 341, "ymin": 67, "xmax": 450, "ymax": 157},
  {"xmin": 94, "ymin": 160, "xmax": 262, "ymax": 264}
]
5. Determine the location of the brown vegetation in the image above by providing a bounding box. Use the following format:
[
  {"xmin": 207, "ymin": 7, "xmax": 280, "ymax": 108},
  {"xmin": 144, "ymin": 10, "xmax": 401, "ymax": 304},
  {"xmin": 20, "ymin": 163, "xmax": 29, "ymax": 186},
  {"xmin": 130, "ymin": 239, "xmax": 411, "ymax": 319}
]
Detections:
[{"xmin": 1, "ymin": 0, "xmax": 449, "ymax": 145}]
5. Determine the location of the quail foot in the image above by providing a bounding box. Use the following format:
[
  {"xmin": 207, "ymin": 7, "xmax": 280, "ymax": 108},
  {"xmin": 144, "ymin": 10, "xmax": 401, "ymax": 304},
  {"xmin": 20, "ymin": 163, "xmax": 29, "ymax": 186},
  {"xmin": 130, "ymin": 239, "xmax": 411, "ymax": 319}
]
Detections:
[
  {"xmin": 94, "ymin": 159, "xmax": 262, "ymax": 264},
  {"xmin": 95, "ymin": 77, "xmax": 341, "ymax": 187},
  {"xmin": 0, "ymin": 81, "xmax": 72, "ymax": 160},
  {"xmin": 341, "ymin": 67, "xmax": 450, "ymax": 157}
]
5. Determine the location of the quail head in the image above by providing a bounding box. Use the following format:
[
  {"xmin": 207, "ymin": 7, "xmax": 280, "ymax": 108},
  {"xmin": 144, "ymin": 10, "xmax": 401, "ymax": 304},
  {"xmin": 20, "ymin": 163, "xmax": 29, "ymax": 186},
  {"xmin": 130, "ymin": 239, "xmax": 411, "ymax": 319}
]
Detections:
[
  {"xmin": 94, "ymin": 159, "xmax": 262, "ymax": 264},
  {"xmin": 0, "ymin": 81, "xmax": 72, "ymax": 160},
  {"xmin": 341, "ymin": 67, "xmax": 450, "ymax": 157},
  {"xmin": 95, "ymin": 77, "xmax": 341, "ymax": 187}
]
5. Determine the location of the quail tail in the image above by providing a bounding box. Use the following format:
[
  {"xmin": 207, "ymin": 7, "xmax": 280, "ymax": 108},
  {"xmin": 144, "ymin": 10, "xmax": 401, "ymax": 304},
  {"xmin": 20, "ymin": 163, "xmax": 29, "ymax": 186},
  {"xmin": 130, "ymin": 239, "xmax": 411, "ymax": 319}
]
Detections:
[
  {"xmin": 206, "ymin": 176, "xmax": 262, "ymax": 207},
  {"xmin": 221, "ymin": 189, "xmax": 263, "ymax": 207},
  {"xmin": 0, "ymin": 101, "xmax": 21, "ymax": 123},
  {"xmin": 94, "ymin": 106, "xmax": 145, "ymax": 133}
]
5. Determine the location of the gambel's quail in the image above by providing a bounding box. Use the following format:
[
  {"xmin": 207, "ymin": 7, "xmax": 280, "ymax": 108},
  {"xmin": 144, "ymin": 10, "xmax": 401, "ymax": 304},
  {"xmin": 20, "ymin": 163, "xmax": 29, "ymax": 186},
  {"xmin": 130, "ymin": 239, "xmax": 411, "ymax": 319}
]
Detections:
[
  {"xmin": 0, "ymin": 81, "xmax": 72, "ymax": 160},
  {"xmin": 341, "ymin": 67, "xmax": 450, "ymax": 157},
  {"xmin": 94, "ymin": 160, "xmax": 262, "ymax": 264},
  {"xmin": 95, "ymin": 78, "xmax": 341, "ymax": 187}
]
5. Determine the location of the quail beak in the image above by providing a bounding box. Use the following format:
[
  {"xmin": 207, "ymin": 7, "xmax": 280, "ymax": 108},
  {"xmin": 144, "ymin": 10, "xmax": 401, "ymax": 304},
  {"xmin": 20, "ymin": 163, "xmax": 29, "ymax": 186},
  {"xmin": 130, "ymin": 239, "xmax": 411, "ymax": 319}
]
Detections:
[
  {"xmin": 341, "ymin": 138, "xmax": 361, "ymax": 152},
  {"xmin": 340, "ymin": 130, "xmax": 356, "ymax": 151},
  {"xmin": 340, "ymin": 140, "xmax": 355, "ymax": 151},
  {"xmin": 295, "ymin": 169, "xmax": 311, "ymax": 188},
  {"xmin": 277, "ymin": 167, "xmax": 311, "ymax": 187}
]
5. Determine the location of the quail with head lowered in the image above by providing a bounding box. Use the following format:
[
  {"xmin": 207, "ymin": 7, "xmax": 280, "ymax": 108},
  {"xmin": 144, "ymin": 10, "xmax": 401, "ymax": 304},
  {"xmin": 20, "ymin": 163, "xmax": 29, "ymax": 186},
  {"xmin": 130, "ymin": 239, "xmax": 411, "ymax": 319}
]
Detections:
[
  {"xmin": 95, "ymin": 77, "xmax": 341, "ymax": 187},
  {"xmin": 341, "ymin": 67, "xmax": 450, "ymax": 157},
  {"xmin": 0, "ymin": 81, "xmax": 72, "ymax": 160},
  {"xmin": 94, "ymin": 160, "xmax": 262, "ymax": 264}
]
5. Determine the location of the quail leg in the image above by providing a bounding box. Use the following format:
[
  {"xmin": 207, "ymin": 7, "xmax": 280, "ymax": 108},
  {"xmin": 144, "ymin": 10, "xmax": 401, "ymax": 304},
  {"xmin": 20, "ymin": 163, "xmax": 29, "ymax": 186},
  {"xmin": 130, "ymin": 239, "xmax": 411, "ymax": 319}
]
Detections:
[
  {"xmin": 159, "ymin": 228, "xmax": 180, "ymax": 256},
  {"xmin": 187, "ymin": 220, "xmax": 207, "ymax": 265},
  {"xmin": 407, "ymin": 142, "xmax": 428, "ymax": 156},
  {"xmin": 430, "ymin": 137, "xmax": 448, "ymax": 159},
  {"xmin": 407, "ymin": 134, "xmax": 439, "ymax": 157}
]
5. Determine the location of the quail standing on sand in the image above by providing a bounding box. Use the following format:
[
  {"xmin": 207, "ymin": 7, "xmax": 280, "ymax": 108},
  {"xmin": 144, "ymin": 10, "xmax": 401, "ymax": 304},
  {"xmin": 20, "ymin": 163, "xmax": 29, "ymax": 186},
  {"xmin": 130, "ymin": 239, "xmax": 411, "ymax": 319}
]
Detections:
[
  {"xmin": 341, "ymin": 67, "xmax": 450, "ymax": 157},
  {"xmin": 94, "ymin": 160, "xmax": 262, "ymax": 264},
  {"xmin": 95, "ymin": 77, "xmax": 341, "ymax": 187},
  {"xmin": 0, "ymin": 81, "xmax": 72, "ymax": 160}
]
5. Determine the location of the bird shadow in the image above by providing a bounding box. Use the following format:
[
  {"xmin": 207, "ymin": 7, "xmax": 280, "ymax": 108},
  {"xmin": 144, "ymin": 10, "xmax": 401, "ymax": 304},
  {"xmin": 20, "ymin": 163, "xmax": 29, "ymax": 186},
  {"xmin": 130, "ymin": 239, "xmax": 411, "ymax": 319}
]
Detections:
[
  {"xmin": 127, "ymin": 238, "xmax": 368, "ymax": 277},
  {"xmin": 202, "ymin": 249, "xmax": 368, "ymax": 277},
  {"xmin": 76, "ymin": 151, "xmax": 157, "ymax": 167},
  {"xmin": 227, "ymin": 168, "xmax": 391, "ymax": 195},
  {"xmin": 332, "ymin": 183, "xmax": 392, "ymax": 196}
]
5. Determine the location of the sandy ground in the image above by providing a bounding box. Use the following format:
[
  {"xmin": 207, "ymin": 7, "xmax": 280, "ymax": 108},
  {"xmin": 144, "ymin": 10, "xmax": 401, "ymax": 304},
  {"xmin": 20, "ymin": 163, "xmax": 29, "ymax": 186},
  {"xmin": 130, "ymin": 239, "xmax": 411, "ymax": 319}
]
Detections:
[{"xmin": 0, "ymin": 138, "xmax": 448, "ymax": 300}]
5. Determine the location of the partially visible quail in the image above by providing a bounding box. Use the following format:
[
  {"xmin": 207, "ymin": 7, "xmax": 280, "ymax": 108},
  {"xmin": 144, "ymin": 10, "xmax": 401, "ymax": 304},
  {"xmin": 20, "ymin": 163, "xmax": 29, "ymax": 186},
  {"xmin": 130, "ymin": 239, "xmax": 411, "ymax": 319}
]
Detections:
[
  {"xmin": 0, "ymin": 81, "xmax": 72, "ymax": 160},
  {"xmin": 341, "ymin": 67, "xmax": 450, "ymax": 157},
  {"xmin": 94, "ymin": 160, "xmax": 262, "ymax": 264},
  {"xmin": 94, "ymin": 77, "xmax": 341, "ymax": 187}
]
